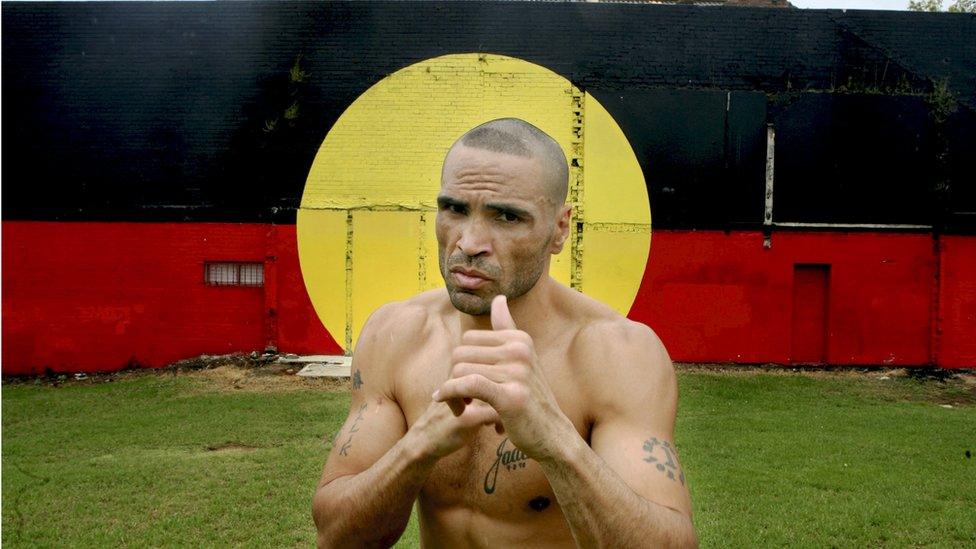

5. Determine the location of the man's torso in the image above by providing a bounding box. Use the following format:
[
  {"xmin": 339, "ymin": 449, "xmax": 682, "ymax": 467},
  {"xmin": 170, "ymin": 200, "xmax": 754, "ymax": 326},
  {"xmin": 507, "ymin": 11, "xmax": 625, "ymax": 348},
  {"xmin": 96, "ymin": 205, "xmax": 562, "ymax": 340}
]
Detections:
[{"xmin": 389, "ymin": 288, "xmax": 616, "ymax": 547}]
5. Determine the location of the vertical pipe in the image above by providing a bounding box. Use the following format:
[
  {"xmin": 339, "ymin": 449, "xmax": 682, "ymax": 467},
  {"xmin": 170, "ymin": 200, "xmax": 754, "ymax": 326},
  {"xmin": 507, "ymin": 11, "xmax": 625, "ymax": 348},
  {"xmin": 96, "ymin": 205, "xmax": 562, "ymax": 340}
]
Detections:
[
  {"xmin": 764, "ymin": 123, "xmax": 775, "ymax": 249},
  {"xmin": 418, "ymin": 211, "xmax": 428, "ymax": 293},
  {"xmin": 264, "ymin": 224, "xmax": 279, "ymax": 353},
  {"xmin": 723, "ymin": 92, "xmax": 731, "ymax": 229},
  {"xmin": 930, "ymin": 234, "xmax": 942, "ymax": 367},
  {"xmin": 570, "ymin": 88, "xmax": 585, "ymax": 291},
  {"xmin": 344, "ymin": 210, "xmax": 354, "ymax": 354}
]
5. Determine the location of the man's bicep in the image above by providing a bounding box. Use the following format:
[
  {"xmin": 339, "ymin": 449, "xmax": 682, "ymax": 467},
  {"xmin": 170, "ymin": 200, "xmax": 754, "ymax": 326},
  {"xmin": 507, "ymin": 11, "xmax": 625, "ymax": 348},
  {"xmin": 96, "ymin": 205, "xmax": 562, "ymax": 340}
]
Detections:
[
  {"xmin": 318, "ymin": 386, "xmax": 408, "ymax": 487},
  {"xmin": 317, "ymin": 304, "xmax": 411, "ymax": 487},
  {"xmin": 590, "ymin": 419, "xmax": 692, "ymax": 517},
  {"xmin": 588, "ymin": 325, "xmax": 692, "ymax": 516}
]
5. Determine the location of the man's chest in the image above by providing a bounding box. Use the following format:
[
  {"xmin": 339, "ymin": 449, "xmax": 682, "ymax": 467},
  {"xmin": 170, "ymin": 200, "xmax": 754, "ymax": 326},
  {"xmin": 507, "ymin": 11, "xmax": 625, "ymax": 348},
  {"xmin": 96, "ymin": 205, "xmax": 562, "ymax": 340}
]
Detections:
[
  {"xmin": 394, "ymin": 342, "xmax": 591, "ymax": 515},
  {"xmin": 413, "ymin": 427, "xmax": 552, "ymax": 514}
]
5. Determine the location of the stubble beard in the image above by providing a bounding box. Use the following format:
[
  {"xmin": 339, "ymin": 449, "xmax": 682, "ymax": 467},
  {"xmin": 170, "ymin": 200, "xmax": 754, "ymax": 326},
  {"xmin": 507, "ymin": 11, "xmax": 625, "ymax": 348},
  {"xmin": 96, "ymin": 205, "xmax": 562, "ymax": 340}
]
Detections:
[{"xmin": 439, "ymin": 242, "xmax": 550, "ymax": 316}]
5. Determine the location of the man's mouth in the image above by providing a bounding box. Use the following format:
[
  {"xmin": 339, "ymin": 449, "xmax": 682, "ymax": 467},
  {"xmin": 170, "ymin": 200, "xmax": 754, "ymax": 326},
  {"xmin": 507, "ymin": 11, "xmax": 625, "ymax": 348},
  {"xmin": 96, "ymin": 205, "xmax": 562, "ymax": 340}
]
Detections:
[{"xmin": 450, "ymin": 267, "xmax": 491, "ymax": 290}]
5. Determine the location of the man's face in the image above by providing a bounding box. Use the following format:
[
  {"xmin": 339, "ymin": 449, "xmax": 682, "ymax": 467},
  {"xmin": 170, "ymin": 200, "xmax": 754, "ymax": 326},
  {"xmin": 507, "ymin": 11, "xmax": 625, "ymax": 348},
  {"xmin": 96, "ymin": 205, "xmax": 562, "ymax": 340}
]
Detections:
[{"xmin": 436, "ymin": 145, "xmax": 568, "ymax": 316}]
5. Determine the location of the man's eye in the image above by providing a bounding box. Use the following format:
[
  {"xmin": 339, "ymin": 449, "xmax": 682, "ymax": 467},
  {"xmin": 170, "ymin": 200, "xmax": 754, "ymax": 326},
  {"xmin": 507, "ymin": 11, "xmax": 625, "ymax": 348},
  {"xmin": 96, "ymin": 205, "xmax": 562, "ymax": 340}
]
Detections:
[
  {"xmin": 498, "ymin": 212, "xmax": 520, "ymax": 223},
  {"xmin": 448, "ymin": 204, "xmax": 465, "ymax": 214}
]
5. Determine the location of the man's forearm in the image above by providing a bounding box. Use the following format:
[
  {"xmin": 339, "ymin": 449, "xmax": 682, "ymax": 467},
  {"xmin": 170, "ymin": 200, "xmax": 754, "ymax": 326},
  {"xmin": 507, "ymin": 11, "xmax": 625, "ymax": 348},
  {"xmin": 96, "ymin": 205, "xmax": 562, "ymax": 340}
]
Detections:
[
  {"xmin": 312, "ymin": 430, "xmax": 436, "ymax": 548},
  {"xmin": 539, "ymin": 434, "xmax": 697, "ymax": 549}
]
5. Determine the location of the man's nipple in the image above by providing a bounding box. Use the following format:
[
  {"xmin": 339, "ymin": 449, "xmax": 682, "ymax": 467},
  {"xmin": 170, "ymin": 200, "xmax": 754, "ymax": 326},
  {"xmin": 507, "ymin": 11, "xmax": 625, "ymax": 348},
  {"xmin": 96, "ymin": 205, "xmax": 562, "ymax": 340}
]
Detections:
[{"xmin": 528, "ymin": 496, "xmax": 550, "ymax": 512}]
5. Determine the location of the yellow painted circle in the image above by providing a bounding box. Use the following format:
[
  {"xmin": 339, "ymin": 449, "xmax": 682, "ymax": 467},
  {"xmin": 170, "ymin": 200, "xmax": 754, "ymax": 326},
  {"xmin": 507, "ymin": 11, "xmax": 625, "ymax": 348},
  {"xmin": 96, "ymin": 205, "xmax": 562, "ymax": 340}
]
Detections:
[{"xmin": 298, "ymin": 53, "xmax": 650, "ymax": 351}]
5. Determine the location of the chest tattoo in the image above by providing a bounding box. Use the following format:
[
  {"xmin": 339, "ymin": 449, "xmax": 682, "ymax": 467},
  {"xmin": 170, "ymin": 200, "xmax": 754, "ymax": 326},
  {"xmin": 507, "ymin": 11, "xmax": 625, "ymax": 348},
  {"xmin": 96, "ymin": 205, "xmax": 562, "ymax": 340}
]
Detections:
[{"xmin": 483, "ymin": 438, "xmax": 529, "ymax": 494}]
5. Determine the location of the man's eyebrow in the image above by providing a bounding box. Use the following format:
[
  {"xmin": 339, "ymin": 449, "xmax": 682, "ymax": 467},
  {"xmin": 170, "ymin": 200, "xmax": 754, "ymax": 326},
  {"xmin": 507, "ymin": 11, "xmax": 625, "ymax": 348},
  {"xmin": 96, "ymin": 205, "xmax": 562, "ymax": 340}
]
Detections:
[
  {"xmin": 437, "ymin": 195, "xmax": 467, "ymax": 209},
  {"xmin": 485, "ymin": 202, "xmax": 532, "ymax": 219}
]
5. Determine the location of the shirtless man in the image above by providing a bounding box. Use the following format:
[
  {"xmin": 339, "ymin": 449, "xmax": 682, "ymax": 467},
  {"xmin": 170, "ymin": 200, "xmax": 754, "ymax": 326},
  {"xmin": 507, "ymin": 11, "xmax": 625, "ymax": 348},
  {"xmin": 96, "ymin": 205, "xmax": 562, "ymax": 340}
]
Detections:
[{"xmin": 312, "ymin": 118, "xmax": 696, "ymax": 548}]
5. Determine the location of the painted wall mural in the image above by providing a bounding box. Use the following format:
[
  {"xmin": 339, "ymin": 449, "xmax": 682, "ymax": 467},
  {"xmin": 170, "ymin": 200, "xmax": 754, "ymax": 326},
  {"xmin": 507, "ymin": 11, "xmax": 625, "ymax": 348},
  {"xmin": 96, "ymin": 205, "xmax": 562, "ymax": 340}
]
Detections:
[
  {"xmin": 3, "ymin": 3, "xmax": 975, "ymax": 373},
  {"xmin": 297, "ymin": 54, "xmax": 650, "ymax": 351}
]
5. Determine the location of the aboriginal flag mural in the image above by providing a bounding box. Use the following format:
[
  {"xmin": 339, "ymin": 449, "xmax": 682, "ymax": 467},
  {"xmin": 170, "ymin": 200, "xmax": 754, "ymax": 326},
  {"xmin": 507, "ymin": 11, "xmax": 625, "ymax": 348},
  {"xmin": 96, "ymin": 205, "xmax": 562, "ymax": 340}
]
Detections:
[{"xmin": 3, "ymin": 1, "xmax": 976, "ymax": 373}]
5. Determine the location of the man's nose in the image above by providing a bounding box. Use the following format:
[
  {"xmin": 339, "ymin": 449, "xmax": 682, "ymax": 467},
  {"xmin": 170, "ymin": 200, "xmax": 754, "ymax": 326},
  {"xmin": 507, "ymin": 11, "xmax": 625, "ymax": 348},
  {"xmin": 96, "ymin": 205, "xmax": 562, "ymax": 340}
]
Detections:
[{"xmin": 456, "ymin": 219, "xmax": 491, "ymax": 257}]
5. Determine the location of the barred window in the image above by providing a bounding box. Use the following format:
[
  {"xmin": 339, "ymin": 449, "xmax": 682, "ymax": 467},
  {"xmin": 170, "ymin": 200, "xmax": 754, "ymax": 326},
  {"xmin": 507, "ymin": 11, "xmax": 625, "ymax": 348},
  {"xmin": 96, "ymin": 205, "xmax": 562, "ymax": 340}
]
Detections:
[{"xmin": 204, "ymin": 262, "xmax": 264, "ymax": 287}]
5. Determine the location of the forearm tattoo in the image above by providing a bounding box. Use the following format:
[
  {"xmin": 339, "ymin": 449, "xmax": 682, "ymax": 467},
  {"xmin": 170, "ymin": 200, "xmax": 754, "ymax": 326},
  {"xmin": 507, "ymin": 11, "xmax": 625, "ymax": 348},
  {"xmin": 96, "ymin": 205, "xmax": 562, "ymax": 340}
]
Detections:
[
  {"xmin": 352, "ymin": 369, "xmax": 363, "ymax": 390},
  {"xmin": 484, "ymin": 438, "xmax": 529, "ymax": 494},
  {"xmin": 642, "ymin": 437, "xmax": 685, "ymax": 485},
  {"xmin": 338, "ymin": 403, "xmax": 368, "ymax": 456}
]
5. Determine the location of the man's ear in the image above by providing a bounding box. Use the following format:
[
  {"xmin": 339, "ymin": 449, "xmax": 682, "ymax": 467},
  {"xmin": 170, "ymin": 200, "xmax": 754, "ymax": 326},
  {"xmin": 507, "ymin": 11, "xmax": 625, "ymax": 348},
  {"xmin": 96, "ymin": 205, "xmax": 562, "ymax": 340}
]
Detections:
[{"xmin": 550, "ymin": 203, "xmax": 573, "ymax": 254}]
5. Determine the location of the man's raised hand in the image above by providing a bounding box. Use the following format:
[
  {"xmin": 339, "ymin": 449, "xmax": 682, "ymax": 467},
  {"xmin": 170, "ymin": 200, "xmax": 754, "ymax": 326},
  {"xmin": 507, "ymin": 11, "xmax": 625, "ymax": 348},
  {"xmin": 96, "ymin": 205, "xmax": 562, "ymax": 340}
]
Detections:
[
  {"xmin": 437, "ymin": 295, "xmax": 516, "ymax": 431},
  {"xmin": 433, "ymin": 295, "xmax": 577, "ymax": 461},
  {"xmin": 411, "ymin": 398, "xmax": 501, "ymax": 460}
]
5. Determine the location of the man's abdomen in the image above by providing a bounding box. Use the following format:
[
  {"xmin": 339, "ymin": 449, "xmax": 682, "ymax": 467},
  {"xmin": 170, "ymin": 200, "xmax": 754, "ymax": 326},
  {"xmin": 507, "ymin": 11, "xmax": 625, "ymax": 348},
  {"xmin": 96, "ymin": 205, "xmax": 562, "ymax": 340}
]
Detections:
[
  {"xmin": 417, "ymin": 494, "xmax": 574, "ymax": 548},
  {"xmin": 415, "ymin": 430, "xmax": 574, "ymax": 547}
]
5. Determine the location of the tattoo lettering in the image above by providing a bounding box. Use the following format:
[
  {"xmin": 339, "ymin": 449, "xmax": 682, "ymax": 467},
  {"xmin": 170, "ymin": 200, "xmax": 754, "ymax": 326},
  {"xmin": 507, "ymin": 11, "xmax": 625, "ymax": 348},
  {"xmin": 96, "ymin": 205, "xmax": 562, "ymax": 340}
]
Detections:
[
  {"xmin": 484, "ymin": 438, "xmax": 529, "ymax": 494},
  {"xmin": 642, "ymin": 437, "xmax": 685, "ymax": 485},
  {"xmin": 352, "ymin": 369, "xmax": 363, "ymax": 390},
  {"xmin": 338, "ymin": 403, "xmax": 368, "ymax": 456}
]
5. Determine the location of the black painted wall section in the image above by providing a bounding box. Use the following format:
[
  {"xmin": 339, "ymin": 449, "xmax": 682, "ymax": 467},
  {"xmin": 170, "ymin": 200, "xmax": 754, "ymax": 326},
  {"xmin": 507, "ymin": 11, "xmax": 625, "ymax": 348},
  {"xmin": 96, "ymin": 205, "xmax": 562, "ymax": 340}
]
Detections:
[
  {"xmin": 590, "ymin": 89, "xmax": 768, "ymax": 230},
  {"xmin": 2, "ymin": 1, "xmax": 974, "ymax": 231},
  {"xmin": 773, "ymin": 94, "xmax": 936, "ymax": 226}
]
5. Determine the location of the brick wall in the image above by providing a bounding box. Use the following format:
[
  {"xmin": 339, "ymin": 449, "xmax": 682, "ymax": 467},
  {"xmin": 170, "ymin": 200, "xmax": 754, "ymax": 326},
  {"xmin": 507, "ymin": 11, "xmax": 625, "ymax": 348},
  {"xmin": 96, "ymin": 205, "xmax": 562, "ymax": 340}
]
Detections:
[{"xmin": 2, "ymin": 2, "xmax": 973, "ymax": 225}]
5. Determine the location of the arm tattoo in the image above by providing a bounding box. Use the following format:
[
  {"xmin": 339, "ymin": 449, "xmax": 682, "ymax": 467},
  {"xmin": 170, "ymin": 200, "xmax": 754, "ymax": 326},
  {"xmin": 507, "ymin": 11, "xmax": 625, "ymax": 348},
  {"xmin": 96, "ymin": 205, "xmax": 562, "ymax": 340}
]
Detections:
[
  {"xmin": 642, "ymin": 437, "xmax": 685, "ymax": 485},
  {"xmin": 338, "ymin": 403, "xmax": 368, "ymax": 456},
  {"xmin": 352, "ymin": 369, "xmax": 363, "ymax": 390},
  {"xmin": 484, "ymin": 438, "xmax": 529, "ymax": 494}
]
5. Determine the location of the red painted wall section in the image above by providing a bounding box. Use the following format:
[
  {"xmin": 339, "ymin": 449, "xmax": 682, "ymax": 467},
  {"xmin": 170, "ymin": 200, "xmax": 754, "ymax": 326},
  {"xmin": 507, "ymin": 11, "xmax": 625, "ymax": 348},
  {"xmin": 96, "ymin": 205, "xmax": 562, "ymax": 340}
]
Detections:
[
  {"xmin": 939, "ymin": 236, "xmax": 976, "ymax": 368},
  {"xmin": 273, "ymin": 224, "xmax": 344, "ymax": 356},
  {"xmin": 2, "ymin": 221, "xmax": 340, "ymax": 375},
  {"xmin": 629, "ymin": 231, "xmax": 937, "ymax": 366},
  {"xmin": 3, "ymin": 223, "xmax": 973, "ymax": 373}
]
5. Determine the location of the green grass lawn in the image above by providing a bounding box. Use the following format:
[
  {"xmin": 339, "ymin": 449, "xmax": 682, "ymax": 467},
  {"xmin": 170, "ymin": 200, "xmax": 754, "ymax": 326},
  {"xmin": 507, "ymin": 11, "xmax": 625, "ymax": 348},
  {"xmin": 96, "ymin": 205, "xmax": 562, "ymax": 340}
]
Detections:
[{"xmin": 3, "ymin": 367, "xmax": 975, "ymax": 547}]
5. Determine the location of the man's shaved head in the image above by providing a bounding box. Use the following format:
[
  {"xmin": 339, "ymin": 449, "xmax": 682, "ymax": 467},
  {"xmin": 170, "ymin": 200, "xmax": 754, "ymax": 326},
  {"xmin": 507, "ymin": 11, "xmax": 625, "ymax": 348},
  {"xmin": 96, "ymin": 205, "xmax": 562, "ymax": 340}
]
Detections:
[{"xmin": 446, "ymin": 118, "xmax": 569, "ymax": 207}]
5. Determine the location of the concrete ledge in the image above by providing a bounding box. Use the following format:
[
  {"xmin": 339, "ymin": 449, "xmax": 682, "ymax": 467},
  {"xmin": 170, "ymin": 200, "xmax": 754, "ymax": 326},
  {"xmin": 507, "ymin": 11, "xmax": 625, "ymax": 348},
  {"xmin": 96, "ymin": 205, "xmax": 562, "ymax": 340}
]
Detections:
[{"xmin": 282, "ymin": 355, "xmax": 352, "ymax": 378}]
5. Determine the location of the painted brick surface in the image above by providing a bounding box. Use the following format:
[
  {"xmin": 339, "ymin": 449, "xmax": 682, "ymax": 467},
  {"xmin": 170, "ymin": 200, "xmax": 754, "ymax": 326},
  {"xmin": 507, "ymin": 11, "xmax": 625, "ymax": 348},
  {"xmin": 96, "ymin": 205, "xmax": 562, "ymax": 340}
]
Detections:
[
  {"xmin": 939, "ymin": 236, "xmax": 976, "ymax": 368},
  {"xmin": 1, "ymin": 221, "xmax": 341, "ymax": 374},
  {"xmin": 2, "ymin": 2, "xmax": 974, "ymax": 228},
  {"xmin": 3, "ymin": 3, "xmax": 975, "ymax": 372},
  {"xmin": 631, "ymin": 231, "xmax": 939, "ymax": 366},
  {"xmin": 5, "ymin": 222, "xmax": 973, "ymax": 373},
  {"xmin": 274, "ymin": 224, "xmax": 344, "ymax": 357}
]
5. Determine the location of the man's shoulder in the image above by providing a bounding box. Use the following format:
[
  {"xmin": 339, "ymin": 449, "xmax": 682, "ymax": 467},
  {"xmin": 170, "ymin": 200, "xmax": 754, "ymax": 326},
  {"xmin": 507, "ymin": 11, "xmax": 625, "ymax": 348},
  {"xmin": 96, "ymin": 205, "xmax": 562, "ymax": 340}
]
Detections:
[
  {"xmin": 357, "ymin": 289, "xmax": 450, "ymax": 356},
  {"xmin": 565, "ymin": 294, "xmax": 673, "ymax": 388},
  {"xmin": 565, "ymin": 292, "xmax": 663, "ymax": 356},
  {"xmin": 562, "ymin": 297, "xmax": 677, "ymax": 423}
]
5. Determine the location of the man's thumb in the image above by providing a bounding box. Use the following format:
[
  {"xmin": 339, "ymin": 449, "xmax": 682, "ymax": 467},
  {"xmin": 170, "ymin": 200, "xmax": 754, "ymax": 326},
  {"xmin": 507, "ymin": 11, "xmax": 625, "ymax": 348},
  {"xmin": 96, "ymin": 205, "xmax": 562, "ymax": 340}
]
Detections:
[{"xmin": 491, "ymin": 295, "xmax": 517, "ymax": 331}]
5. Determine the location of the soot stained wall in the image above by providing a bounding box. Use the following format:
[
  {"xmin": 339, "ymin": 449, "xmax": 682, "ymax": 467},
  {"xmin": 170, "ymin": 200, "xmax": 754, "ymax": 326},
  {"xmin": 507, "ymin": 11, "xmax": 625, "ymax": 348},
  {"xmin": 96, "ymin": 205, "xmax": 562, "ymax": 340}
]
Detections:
[{"xmin": 2, "ymin": 1, "xmax": 974, "ymax": 231}]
